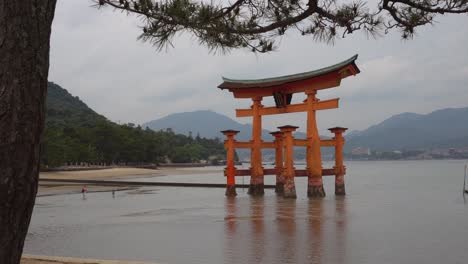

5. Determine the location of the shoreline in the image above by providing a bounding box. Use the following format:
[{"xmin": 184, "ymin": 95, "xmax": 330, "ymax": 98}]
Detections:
[
  {"xmin": 38, "ymin": 167, "xmax": 222, "ymax": 197},
  {"xmin": 21, "ymin": 254, "xmax": 157, "ymax": 264}
]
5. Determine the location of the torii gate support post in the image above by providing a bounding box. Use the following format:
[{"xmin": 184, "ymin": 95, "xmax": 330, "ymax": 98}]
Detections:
[
  {"xmin": 222, "ymin": 130, "xmax": 239, "ymax": 197},
  {"xmin": 271, "ymin": 131, "xmax": 285, "ymax": 194},
  {"xmin": 329, "ymin": 127, "xmax": 348, "ymax": 195},
  {"xmin": 306, "ymin": 90, "xmax": 326, "ymax": 198},
  {"xmin": 279, "ymin": 125, "xmax": 298, "ymax": 198},
  {"xmin": 249, "ymin": 96, "xmax": 265, "ymax": 196}
]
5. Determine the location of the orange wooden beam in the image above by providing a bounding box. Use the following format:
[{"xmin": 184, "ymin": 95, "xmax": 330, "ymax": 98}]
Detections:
[
  {"xmin": 233, "ymin": 141, "xmax": 276, "ymax": 149},
  {"xmin": 234, "ymin": 139, "xmax": 336, "ymax": 149},
  {"xmin": 235, "ymin": 108, "xmax": 253, "ymax": 118},
  {"xmin": 233, "ymin": 141, "xmax": 251, "ymax": 149},
  {"xmin": 294, "ymin": 139, "xmax": 308, "ymax": 147},
  {"xmin": 320, "ymin": 139, "xmax": 336, "ymax": 147},
  {"xmin": 293, "ymin": 139, "xmax": 336, "ymax": 147},
  {"xmin": 236, "ymin": 98, "xmax": 339, "ymax": 117},
  {"xmin": 234, "ymin": 168, "xmax": 336, "ymax": 176},
  {"xmin": 261, "ymin": 142, "xmax": 275, "ymax": 148},
  {"xmin": 313, "ymin": 98, "xmax": 339, "ymax": 111},
  {"xmin": 258, "ymin": 103, "xmax": 307, "ymax": 116}
]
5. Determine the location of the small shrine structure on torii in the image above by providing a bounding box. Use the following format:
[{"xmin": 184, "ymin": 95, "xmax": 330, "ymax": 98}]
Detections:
[{"xmin": 218, "ymin": 55, "xmax": 360, "ymax": 198}]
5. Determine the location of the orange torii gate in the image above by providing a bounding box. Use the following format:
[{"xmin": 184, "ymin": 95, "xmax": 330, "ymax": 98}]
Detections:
[{"xmin": 219, "ymin": 55, "xmax": 360, "ymax": 198}]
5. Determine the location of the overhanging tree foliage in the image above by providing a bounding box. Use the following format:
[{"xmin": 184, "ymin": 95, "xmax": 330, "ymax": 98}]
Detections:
[
  {"xmin": 97, "ymin": 0, "xmax": 468, "ymax": 52},
  {"xmin": 1, "ymin": 0, "xmax": 468, "ymax": 263}
]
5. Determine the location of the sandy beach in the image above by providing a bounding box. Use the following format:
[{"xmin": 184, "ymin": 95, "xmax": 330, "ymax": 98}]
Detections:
[
  {"xmin": 21, "ymin": 255, "xmax": 157, "ymax": 264},
  {"xmin": 27, "ymin": 166, "xmax": 222, "ymax": 263},
  {"xmin": 40, "ymin": 167, "xmax": 220, "ymax": 180},
  {"xmin": 38, "ymin": 167, "xmax": 222, "ymax": 196}
]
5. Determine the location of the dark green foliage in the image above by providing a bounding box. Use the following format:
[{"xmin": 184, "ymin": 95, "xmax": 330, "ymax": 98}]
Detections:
[
  {"xmin": 97, "ymin": 0, "xmax": 468, "ymax": 53},
  {"xmin": 46, "ymin": 82, "xmax": 107, "ymax": 127},
  {"xmin": 41, "ymin": 82, "xmax": 225, "ymax": 167}
]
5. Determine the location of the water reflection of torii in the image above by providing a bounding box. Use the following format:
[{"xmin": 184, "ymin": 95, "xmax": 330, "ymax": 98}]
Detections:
[
  {"xmin": 463, "ymin": 164, "xmax": 467, "ymax": 203},
  {"xmin": 223, "ymin": 197, "xmax": 348, "ymax": 264},
  {"xmin": 276, "ymin": 198, "xmax": 297, "ymax": 263}
]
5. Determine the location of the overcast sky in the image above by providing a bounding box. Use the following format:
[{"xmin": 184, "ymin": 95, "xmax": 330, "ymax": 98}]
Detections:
[{"xmin": 49, "ymin": 1, "xmax": 468, "ymax": 134}]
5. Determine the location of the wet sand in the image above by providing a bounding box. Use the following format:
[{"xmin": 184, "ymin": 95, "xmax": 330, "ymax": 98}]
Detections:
[
  {"xmin": 38, "ymin": 167, "xmax": 222, "ymax": 196},
  {"xmin": 21, "ymin": 254, "xmax": 156, "ymax": 264},
  {"xmin": 40, "ymin": 167, "xmax": 220, "ymax": 179},
  {"xmin": 28, "ymin": 167, "xmax": 221, "ymax": 263},
  {"xmin": 30, "ymin": 167, "xmax": 222, "ymax": 263}
]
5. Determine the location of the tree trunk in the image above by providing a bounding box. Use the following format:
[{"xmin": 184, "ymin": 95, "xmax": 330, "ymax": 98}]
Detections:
[{"xmin": 0, "ymin": 1, "xmax": 57, "ymax": 263}]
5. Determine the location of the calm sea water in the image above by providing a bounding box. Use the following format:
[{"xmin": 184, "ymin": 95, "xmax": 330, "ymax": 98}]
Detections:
[{"xmin": 25, "ymin": 160, "xmax": 468, "ymax": 264}]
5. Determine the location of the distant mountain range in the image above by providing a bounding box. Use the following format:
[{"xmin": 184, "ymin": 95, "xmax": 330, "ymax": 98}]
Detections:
[
  {"xmin": 143, "ymin": 110, "xmax": 307, "ymax": 141},
  {"xmin": 144, "ymin": 107, "xmax": 468, "ymax": 152},
  {"xmin": 46, "ymin": 81, "xmax": 468, "ymax": 160},
  {"xmin": 346, "ymin": 107, "xmax": 468, "ymax": 151}
]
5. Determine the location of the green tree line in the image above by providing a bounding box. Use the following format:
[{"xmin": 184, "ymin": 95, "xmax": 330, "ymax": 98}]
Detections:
[
  {"xmin": 40, "ymin": 82, "xmax": 226, "ymax": 168},
  {"xmin": 40, "ymin": 122, "xmax": 226, "ymax": 167}
]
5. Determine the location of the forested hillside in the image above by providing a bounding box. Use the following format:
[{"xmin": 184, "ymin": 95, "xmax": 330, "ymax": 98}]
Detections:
[{"xmin": 40, "ymin": 82, "xmax": 226, "ymax": 167}]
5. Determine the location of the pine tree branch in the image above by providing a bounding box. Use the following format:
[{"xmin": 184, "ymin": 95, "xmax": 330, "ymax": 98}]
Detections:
[{"xmin": 95, "ymin": 0, "xmax": 468, "ymax": 51}]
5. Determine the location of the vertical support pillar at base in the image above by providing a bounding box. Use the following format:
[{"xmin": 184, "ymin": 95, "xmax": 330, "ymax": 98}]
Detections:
[
  {"xmin": 329, "ymin": 127, "xmax": 348, "ymax": 196},
  {"xmin": 225, "ymin": 184, "xmax": 237, "ymax": 196},
  {"xmin": 283, "ymin": 177, "xmax": 296, "ymax": 198},
  {"xmin": 222, "ymin": 130, "xmax": 240, "ymax": 197},
  {"xmin": 279, "ymin": 125, "xmax": 298, "ymax": 199},
  {"xmin": 308, "ymin": 177, "xmax": 326, "ymax": 197},
  {"xmin": 225, "ymin": 162, "xmax": 237, "ymax": 197},
  {"xmin": 270, "ymin": 131, "xmax": 285, "ymax": 195},
  {"xmin": 275, "ymin": 181, "xmax": 285, "ymax": 194},
  {"xmin": 305, "ymin": 90, "xmax": 325, "ymax": 198},
  {"xmin": 249, "ymin": 97, "xmax": 264, "ymax": 196},
  {"xmin": 248, "ymin": 176, "xmax": 264, "ymax": 196},
  {"xmin": 335, "ymin": 174, "xmax": 345, "ymax": 196}
]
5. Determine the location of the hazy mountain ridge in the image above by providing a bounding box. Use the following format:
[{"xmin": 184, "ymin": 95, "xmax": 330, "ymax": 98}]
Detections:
[
  {"xmin": 346, "ymin": 107, "xmax": 468, "ymax": 151},
  {"xmin": 143, "ymin": 110, "xmax": 313, "ymax": 160},
  {"xmin": 144, "ymin": 110, "xmax": 282, "ymax": 141},
  {"xmin": 144, "ymin": 107, "xmax": 468, "ymax": 153}
]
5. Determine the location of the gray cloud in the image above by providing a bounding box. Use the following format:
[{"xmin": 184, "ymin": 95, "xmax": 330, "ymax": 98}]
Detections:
[{"xmin": 49, "ymin": 1, "xmax": 468, "ymax": 135}]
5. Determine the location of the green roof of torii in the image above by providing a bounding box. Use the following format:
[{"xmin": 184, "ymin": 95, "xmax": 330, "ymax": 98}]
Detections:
[{"xmin": 218, "ymin": 54, "xmax": 359, "ymax": 90}]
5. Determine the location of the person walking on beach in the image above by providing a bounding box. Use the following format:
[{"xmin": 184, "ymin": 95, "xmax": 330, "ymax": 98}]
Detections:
[{"xmin": 81, "ymin": 184, "xmax": 88, "ymax": 199}]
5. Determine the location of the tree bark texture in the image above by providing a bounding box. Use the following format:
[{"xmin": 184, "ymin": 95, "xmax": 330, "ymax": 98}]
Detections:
[{"xmin": 0, "ymin": 1, "xmax": 57, "ymax": 263}]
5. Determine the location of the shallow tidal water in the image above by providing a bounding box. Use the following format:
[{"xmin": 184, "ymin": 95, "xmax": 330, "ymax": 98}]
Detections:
[{"xmin": 25, "ymin": 160, "xmax": 468, "ymax": 264}]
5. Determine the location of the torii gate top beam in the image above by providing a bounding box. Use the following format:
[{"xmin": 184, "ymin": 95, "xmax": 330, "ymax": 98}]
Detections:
[{"xmin": 217, "ymin": 55, "xmax": 360, "ymax": 103}]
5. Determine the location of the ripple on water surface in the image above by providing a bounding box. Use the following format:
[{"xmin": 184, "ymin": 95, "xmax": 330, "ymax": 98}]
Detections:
[{"xmin": 25, "ymin": 160, "xmax": 468, "ymax": 264}]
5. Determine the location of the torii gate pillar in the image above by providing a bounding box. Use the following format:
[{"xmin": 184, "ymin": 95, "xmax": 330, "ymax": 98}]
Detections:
[
  {"xmin": 306, "ymin": 90, "xmax": 325, "ymax": 198},
  {"xmin": 249, "ymin": 96, "xmax": 264, "ymax": 196},
  {"xmin": 270, "ymin": 131, "xmax": 285, "ymax": 194},
  {"xmin": 279, "ymin": 125, "xmax": 298, "ymax": 198},
  {"xmin": 329, "ymin": 127, "xmax": 348, "ymax": 195},
  {"xmin": 222, "ymin": 130, "xmax": 239, "ymax": 197}
]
